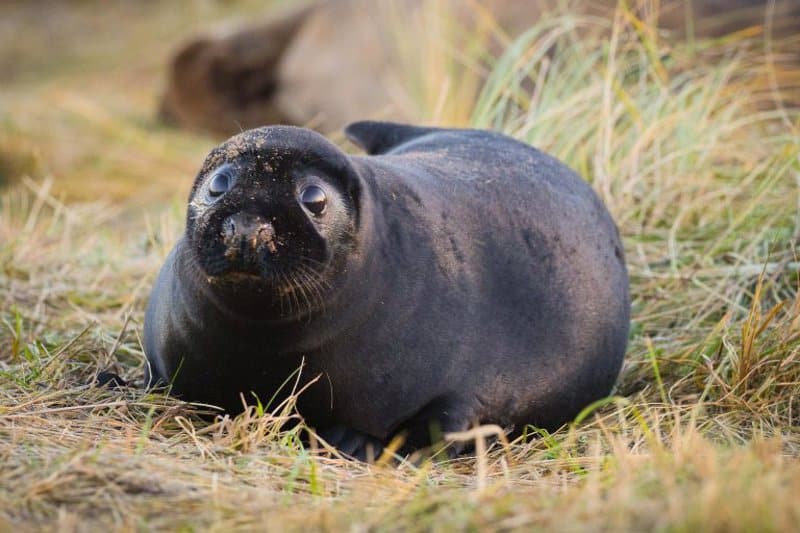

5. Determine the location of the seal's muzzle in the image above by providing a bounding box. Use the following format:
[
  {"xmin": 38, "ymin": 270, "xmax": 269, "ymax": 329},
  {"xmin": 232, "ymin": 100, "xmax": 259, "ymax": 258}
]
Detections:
[{"xmin": 221, "ymin": 213, "xmax": 277, "ymax": 273}]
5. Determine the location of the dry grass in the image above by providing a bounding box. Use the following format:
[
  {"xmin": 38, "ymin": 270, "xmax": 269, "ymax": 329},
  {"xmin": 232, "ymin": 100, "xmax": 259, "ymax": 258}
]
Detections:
[{"xmin": 1, "ymin": 1, "xmax": 799, "ymax": 531}]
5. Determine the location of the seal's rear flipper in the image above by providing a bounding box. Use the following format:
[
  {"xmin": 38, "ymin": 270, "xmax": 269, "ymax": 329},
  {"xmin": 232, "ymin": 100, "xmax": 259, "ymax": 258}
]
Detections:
[
  {"xmin": 317, "ymin": 425, "xmax": 385, "ymax": 463},
  {"xmin": 345, "ymin": 121, "xmax": 439, "ymax": 155}
]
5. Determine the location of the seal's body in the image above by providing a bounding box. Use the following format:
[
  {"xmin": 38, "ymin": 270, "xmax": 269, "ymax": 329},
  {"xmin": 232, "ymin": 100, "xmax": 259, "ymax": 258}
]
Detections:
[{"xmin": 144, "ymin": 122, "xmax": 629, "ymax": 457}]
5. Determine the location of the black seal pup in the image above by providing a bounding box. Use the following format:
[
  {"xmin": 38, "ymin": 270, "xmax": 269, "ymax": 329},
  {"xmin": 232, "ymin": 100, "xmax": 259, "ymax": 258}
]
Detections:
[{"xmin": 143, "ymin": 121, "xmax": 630, "ymax": 458}]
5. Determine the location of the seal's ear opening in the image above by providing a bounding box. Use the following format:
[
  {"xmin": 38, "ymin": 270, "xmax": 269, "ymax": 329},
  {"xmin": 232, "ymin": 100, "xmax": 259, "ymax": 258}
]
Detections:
[{"xmin": 345, "ymin": 121, "xmax": 438, "ymax": 155}]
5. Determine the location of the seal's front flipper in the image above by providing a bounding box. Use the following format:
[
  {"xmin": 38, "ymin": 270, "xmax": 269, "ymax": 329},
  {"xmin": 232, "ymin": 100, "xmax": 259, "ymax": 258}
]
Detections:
[
  {"xmin": 345, "ymin": 121, "xmax": 439, "ymax": 155},
  {"xmin": 394, "ymin": 395, "xmax": 478, "ymax": 458},
  {"xmin": 318, "ymin": 425, "xmax": 385, "ymax": 462},
  {"xmin": 94, "ymin": 370, "xmax": 127, "ymax": 389}
]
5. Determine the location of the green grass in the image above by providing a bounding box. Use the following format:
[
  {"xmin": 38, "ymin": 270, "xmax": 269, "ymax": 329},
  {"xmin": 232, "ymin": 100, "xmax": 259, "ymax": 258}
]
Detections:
[{"xmin": 1, "ymin": 1, "xmax": 799, "ymax": 530}]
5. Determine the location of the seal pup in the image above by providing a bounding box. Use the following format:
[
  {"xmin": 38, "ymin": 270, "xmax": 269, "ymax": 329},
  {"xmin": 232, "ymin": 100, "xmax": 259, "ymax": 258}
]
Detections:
[{"xmin": 143, "ymin": 121, "xmax": 630, "ymax": 459}]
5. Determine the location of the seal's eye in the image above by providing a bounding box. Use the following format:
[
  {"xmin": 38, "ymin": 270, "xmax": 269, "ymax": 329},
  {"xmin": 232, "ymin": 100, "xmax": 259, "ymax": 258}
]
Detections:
[
  {"xmin": 207, "ymin": 170, "xmax": 232, "ymax": 199},
  {"xmin": 300, "ymin": 185, "xmax": 327, "ymax": 216}
]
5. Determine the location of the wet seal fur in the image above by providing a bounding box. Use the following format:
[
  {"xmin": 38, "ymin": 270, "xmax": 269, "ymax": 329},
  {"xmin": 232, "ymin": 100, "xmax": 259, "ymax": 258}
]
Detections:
[{"xmin": 143, "ymin": 121, "xmax": 630, "ymax": 459}]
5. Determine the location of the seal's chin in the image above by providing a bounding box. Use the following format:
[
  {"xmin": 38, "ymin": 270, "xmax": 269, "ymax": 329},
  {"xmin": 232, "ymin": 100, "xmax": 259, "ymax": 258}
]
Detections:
[
  {"xmin": 212, "ymin": 271, "xmax": 267, "ymax": 282},
  {"xmin": 206, "ymin": 270, "xmax": 271, "ymax": 286},
  {"xmin": 201, "ymin": 262, "xmax": 332, "ymax": 320},
  {"xmin": 204, "ymin": 264, "xmax": 285, "ymax": 293}
]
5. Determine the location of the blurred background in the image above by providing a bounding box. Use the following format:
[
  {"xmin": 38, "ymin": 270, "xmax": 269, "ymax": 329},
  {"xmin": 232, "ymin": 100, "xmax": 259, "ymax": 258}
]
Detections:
[
  {"xmin": 2, "ymin": 3, "xmax": 800, "ymax": 528},
  {"xmin": 0, "ymin": 0, "xmax": 280, "ymax": 203},
  {"xmin": 2, "ymin": 0, "xmax": 798, "ymax": 205}
]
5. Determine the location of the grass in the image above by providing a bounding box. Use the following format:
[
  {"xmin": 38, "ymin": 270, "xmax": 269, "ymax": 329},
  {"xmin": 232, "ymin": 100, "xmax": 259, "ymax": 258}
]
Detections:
[{"xmin": 1, "ymin": 0, "xmax": 800, "ymax": 530}]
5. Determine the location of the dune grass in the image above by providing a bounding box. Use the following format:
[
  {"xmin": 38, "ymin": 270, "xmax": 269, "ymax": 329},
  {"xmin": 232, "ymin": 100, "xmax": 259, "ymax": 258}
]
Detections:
[{"xmin": 1, "ymin": 1, "xmax": 799, "ymax": 530}]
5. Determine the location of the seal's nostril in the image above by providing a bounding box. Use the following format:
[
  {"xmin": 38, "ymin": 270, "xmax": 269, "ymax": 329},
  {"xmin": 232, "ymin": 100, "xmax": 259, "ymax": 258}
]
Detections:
[
  {"xmin": 222, "ymin": 214, "xmax": 277, "ymax": 266},
  {"xmin": 222, "ymin": 217, "xmax": 237, "ymax": 240},
  {"xmin": 256, "ymin": 223, "xmax": 278, "ymax": 254}
]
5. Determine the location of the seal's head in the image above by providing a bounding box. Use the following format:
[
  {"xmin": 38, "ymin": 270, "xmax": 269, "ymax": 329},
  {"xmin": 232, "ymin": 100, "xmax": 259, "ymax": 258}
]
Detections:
[{"xmin": 184, "ymin": 126, "xmax": 362, "ymax": 318}]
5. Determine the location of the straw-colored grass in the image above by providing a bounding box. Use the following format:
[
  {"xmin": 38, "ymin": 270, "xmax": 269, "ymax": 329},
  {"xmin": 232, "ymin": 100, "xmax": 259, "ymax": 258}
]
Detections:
[{"xmin": 1, "ymin": 1, "xmax": 799, "ymax": 530}]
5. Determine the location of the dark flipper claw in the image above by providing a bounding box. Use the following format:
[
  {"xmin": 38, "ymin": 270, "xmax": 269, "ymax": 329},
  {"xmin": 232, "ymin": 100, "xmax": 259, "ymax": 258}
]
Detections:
[
  {"xmin": 95, "ymin": 370, "xmax": 127, "ymax": 389},
  {"xmin": 318, "ymin": 425, "xmax": 385, "ymax": 462}
]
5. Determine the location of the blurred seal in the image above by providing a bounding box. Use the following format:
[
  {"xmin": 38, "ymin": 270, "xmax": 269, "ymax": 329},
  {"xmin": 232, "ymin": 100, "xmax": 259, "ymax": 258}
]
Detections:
[
  {"xmin": 159, "ymin": 0, "xmax": 800, "ymax": 136},
  {"xmin": 143, "ymin": 121, "xmax": 630, "ymax": 459}
]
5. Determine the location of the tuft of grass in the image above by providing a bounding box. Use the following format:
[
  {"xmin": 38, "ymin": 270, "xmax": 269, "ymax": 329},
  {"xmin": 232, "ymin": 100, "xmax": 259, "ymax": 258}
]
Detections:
[{"xmin": 1, "ymin": 0, "xmax": 799, "ymax": 530}]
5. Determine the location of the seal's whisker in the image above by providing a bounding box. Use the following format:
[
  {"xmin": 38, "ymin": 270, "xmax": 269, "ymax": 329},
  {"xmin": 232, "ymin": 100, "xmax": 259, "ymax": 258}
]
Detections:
[
  {"xmin": 296, "ymin": 265, "xmax": 326, "ymax": 314},
  {"xmin": 295, "ymin": 260, "xmax": 332, "ymax": 289},
  {"xmin": 293, "ymin": 265, "xmax": 322, "ymax": 309},
  {"xmin": 274, "ymin": 270, "xmax": 284, "ymax": 316},
  {"xmin": 286, "ymin": 272, "xmax": 302, "ymax": 317},
  {"xmin": 299, "ymin": 264, "xmax": 331, "ymax": 308},
  {"xmin": 278, "ymin": 272, "xmax": 287, "ymax": 317},
  {"xmin": 279, "ymin": 272, "xmax": 293, "ymax": 316},
  {"xmin": 290, "ymin": 270, "xmax": 313, "ymax": 317},
  {"xmin": 293, "ymin": 255, "xmax": 328, "ymax": 272}
]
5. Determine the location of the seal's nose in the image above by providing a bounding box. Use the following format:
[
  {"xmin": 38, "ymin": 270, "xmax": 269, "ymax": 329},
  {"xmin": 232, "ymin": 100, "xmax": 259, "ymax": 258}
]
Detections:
[{"xmin": 222, "ymin": 213, "xmax": 278, "ymax": 269}]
